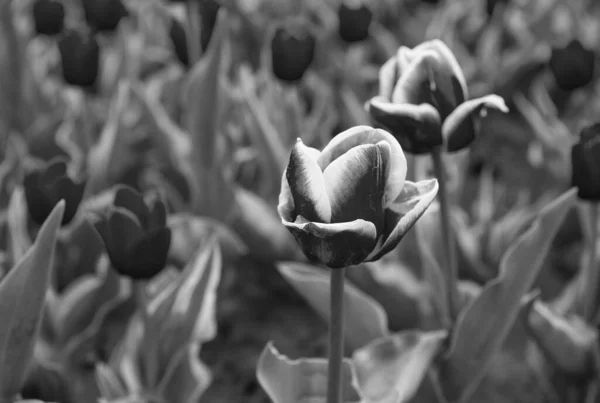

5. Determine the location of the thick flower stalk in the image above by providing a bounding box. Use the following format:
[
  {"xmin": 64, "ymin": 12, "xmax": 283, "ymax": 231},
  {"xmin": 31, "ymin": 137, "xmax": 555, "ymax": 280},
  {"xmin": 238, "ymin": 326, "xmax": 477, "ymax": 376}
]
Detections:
[{"xmin": 278, "ymin": 125, "xmax": 438, "ymax": 403}]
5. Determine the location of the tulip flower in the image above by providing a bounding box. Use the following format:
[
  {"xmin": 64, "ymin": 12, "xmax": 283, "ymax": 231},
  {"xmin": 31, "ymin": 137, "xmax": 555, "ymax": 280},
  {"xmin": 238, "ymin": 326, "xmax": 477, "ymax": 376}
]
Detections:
[
  {"xmin": 81, "ymin": 0, "xmax": 129, "ymax": 33},
  {"xmin": 337, "ymin": 1, "xmax": 373, "ymax": 43},
  {"xmin": 278, "ymin": 125, "xmax": 438, "ymax": 269},
  {"xmin": 549, "ymin": 39, "xmax": 595, "ymax": 92},
  {"xmin": 93, "ymin": 185, "xmax": 172, "ymax": 279},
  {"xmin": 32, "ymin": 0, "xmax": 65, "ymax": 36},
  {"xmin": 58, "ymin": 30, "xmax": 100, "ymax": 89},
  {"xmin": 572, "ymin": 123, "xmax": 600, "ymax": 201},
  {"xmin": 23, "ymin": 158, "xmax": 85, "ymax": 226},
  {"xmin": 271, "ymin": 23, "xmax": 316, "ymax": 83},
  {"xmin": 366, "ymin": 40, "xmax": 507, "ymax": 154}
]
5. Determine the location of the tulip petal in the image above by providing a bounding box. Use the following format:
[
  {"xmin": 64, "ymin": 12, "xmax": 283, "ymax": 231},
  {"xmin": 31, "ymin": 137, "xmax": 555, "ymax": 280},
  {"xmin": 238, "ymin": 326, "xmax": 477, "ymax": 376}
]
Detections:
[
  {"xmin": 368, "ymin": 97, "xmax": 442, "ymax": 155},
  {"xmin": 98, "ymin": 208, "xmax": 144, "ymax": 273},
  {"xmin": 391, "ymin": 51, "xmax": 439, "ymax": 106},
  {"xmin": 379, "ymin": 56, "xmax": 399, "ymax": 100},
  {"xmin": 23, "ymin": 171, "xmax": 55, "ymax": 225},
  {"xmin": 284, "ymin": 219, "xmax": 378, "ymax": 268},
  {"xmin": 114, "ymin": 185, "xmax": 151, "ymax": 227},
  {"xmin": 396, "ymin": 46, "xmax": 415, "ymax": 74},
  {"xmin": 322, "ymin": 143, "xmax": 387, "ymax": 230},
  {"xmin": 442, "ymin": 94, "xmax": 508, "ymax": 152},
  {"xmin": 286, "ymin": 139, "xmax": 331, "ymax": 223},
  {"xmin": 125, "ymin": 228, "xmax": 172, "ymax": 279},
  {"xmin": 319, "ymin": 125, "xmax": 406, "ymax": 206},
  {"xmin": 147, "ymin": 198, "xmax": 168, "ymax": 232},
  {"xmin": 51, "ymin": 177, "xmax": 85, "ymax": 225},
  {"xmin": 368, "ymin": 179, "xmax": 438, "ymax": 261}
]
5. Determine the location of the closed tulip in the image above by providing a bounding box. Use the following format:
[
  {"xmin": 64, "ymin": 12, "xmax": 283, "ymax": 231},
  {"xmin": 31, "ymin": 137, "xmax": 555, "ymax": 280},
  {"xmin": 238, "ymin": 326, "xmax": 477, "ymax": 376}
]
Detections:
[
  {"xmin": 367, "ymin": 40, "xmax": 507, "ymax": 154},
  {"xmin": 93, "ymin": 185, "xmax": 172, "ymax": 279},
  {"xmin": 278, "ymin": 126, "xmax": 438, "ymax": 268},
  {"xmin": 58, "ymin": 30, "xmax": 100, "ymax": 89},
  {"xmin": 271, "ymin": 24, "xmax": 316, "ymax": 83},
  {"xmin": 571, "ymin": 123, "xmax": 600, "ymax": 201},
  {"xmin": 337, "ymin": 1, "xmax": 373, "ymax": 43},
  {"xmin": 32, "ymin": 0, "xmax": 65, "ymax": 36},
  {"xmin": 169, "ymin": 17, "xmax": 189, "ymax": 66},
  {"xmin": 81, "ymin": 0, "xmax": 128, "ymax": 33},
  {"xmin": 23, "ymin": 158, "xmax": 85, "ymax": 226},
  {"xmin": 549, "ymin": 39, "xmax": 595, "ymax": 92}
]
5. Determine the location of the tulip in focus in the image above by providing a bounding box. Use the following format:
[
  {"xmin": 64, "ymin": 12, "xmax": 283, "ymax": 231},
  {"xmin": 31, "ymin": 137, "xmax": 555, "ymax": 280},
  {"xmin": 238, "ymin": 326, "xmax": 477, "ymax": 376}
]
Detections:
[
  {"xmin": 93, "ymin": 185, "xmax": 172, "ymax": 279},
  {"xmin": 271, "ymin": 23, "xmax": 316, "ymax": 83},
  {"xmin": 23, "ymin": 158, "xmax": 85, "ymax": 226},
  {"xmin": 32, "ymin": 0, "xmax": 65, "ymax": 36},
  {"xmin": 367, "ymin": 40, "xmax": 507, "ymax": 154},
  {"xmin": 571, "ymin": 123, "xmax": 600, "ymax": 201},
  {"xmin": 58, "ymin": 29, "xmax": 100, "ymax": 89},
  {"xmin": 278, "ymin": 126, "xmax": 438, "ymax": 268},
  {"xmin": 549, "ymin": 39, "xmax": 595, "ymax": 92}
]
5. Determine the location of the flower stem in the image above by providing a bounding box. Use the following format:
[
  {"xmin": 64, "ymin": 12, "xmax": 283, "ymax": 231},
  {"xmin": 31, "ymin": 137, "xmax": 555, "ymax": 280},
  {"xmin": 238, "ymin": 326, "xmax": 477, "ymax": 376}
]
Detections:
[
  {"xmin": 327, "ymin": 267, "xmax": 346, "ymax": 403},
  {"xmin": 581, "ymin": 203, "xmax": 598, "ymax": 320},
  {"xmin": 186, "ymin": 0, "xmax": 201, "ymax": 66},
  {"xmin": 431, "ymin": 147, "xmax": 459, "ymax": 321}
]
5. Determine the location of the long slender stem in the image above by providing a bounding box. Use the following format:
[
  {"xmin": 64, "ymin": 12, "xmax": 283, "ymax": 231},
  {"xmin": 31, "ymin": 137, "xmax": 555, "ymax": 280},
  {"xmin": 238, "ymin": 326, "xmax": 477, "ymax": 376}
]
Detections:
[
  {"xmin": 431, "ymin": 147, "xmax": 459, "ymax": 321},
  {"xmin": 327, "ymin": 267, "xmax": 346, "ymax": 403},
  {"xmin": 186, "ymin": 0, "xmax": 201, "ymax": 66},
  {"xmin": 581, "ymin": 203, "xmax": 599, "ymax": 320}
]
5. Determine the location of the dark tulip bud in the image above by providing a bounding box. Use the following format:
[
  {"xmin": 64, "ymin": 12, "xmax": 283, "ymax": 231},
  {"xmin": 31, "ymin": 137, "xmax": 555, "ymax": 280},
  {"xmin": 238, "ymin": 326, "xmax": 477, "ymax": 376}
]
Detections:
[
  {"xmin": 421, "ymin": 0, "xmax": 441, "ymax": 4},
  {"xmin": 23, "ymin": 158, "xmax": 86, "ymax": 226},
  {"xmin": 32, "ymin": 0, "xmax": 65, "ymax": 36},
  {"xmin": 58, "ymin": 30, "xmax": 100, "ymax": 89},
  {"xmin": 169, "ymin": 17, "xmax": 189, "ymax": 66},
  {"xmin": 486, "ymin": 0, "xmax": 509, "ymax": 17},
  {"xmin": 200, "ymin": 0, "xmax": 221, "ymax": 51},
  {"xmin": 81, "ymin": 0, "xmax": 129, "ymax": 33},
  {"xmin": 21, "ymin": 361, "xmax": 75, "ymax": 403},
  {"xmin": 571, "ymin": 123, "xmax": 600, "ymax": 201},
  {"xmin": 271, "ymin": 24, "xmax": 316, "ymax": 83},
  {"xmin": 337, "ymin": 1, "xmax": 373, "ymax": 43},
  {"xmin": 93, "ymin": 185, "xmax": 172, "ymax": 280},
  {"xmin": 549, "ymin": 40, "xmax": 595, "ymax": 91}
]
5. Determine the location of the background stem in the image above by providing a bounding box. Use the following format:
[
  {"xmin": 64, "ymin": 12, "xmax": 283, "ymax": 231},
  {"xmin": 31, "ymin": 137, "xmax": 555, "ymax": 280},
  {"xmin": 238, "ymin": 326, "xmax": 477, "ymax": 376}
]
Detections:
[
  {"xmin": 186, "ymin": 0, "xmax": 201, "ymax": 66},
  {"xmin": 431, "ymin": 147, "xmax": 459, "ymax": 321},
  {"xmin": 327, "ymin": 267, "xmax": 346, "ymax": 403},
  {"xmin": 581, "ymin": 203, "xmax": 598, "ymax": 320}
]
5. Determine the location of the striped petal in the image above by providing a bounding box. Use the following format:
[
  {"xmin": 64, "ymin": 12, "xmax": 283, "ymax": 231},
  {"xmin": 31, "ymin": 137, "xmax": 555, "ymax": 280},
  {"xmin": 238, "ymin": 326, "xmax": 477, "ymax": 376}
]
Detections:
[
  {"xmin": 319, "ymin": 126, "xmax": 406, "ymax": 207},
  {"xmin": 285, "ymin": 139, "xmax": 331, "ymax": 223},
  {"xmin": 284, "ymin": 218, "xmax": 378, "ymax": 268},
  {"xmin": 322, "ymin": 143, "xmax": 389, "ymax": 231}
]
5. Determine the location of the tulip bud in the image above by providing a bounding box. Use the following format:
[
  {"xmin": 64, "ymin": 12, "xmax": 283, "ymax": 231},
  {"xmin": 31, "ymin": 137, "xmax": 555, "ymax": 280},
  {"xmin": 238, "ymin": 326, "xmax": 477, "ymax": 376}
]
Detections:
[
  {"xmin": 32, "ymin": 0, "xmax": 65, "ymax": 36},
  {"xmin": 278, "ymin": 126, "xmax": 438, "ymax": 268},
  {"xmin": 486, "ymin": 0, "xmax": 508, "ymax": 16},
  {"xmin": 169, "ymin": 17, "xmax": 189, "ymax": 67},
  {"xmin": 549, "ymin": 40, "xmax": 595, "ymax": 92},
  {"xmin": 21, "ymin": 361, "xmax": 75, "ymax": 403},
  {"xmin": 271, "ymin": 24, "xmax": 316, "ymax": 83},
  {"xmin": 23, "ymin": 158, "xmax": 86, "ymax": 226},
  {"xmin": 81, "ymin": 0, "xmax": 129, "ymax": 33},
  {"xmin": 58, "ymin": 30, "xmax": 100, "ymax": 89},
  {"xmin": 93, "ymin": 185, "xmax": 172, "ymax": 279},
  {"xmin": 337, "ymin": 1, "xmax": 373, "ymax": 43},
  {"xmin": 571, "ymin": 123, "xmax": 600, "ymax": 201}
]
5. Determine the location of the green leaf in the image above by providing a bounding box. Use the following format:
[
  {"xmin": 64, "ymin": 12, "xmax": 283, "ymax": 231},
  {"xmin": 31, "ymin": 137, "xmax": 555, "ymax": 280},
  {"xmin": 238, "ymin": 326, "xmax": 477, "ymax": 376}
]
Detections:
[
  {"xmin": 440, "ymin": 189, "xmax": 576, "ymax": 403},
  {"xmin": 352, "ymin": 330, "xmax": 447, "ymax": 403},
  {"xmin": 0, "ymin": 201, "xmax": 65, "ymax": 400},
  {"xmin": 7, "ymin": 187, "xmax": 31, "ymax": 264},
  {"xmin": 257, "ymin": 342, "xmax": 361, "ymax": 403},
  {"xmin": 278, "ymin": 262, "xmax": 389, "ymax": 350}
]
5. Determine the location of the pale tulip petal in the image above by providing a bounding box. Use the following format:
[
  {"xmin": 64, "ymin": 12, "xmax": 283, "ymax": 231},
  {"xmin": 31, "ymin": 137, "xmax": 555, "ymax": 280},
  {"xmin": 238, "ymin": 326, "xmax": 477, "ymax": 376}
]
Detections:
[
  {"xmin": 379, "ymin": 57, "xmax": 399, "ymax": 100},
  {"xmin": 391, "ymin": 51, "xmax": 440, "ymax": 106},
  {"xmin": 322, "ymin": 143, "xmax": 388, "ymax": 231},
  {"xmin": 319, "ymin": 125, "xmax": 406, "ymax": 206},
  {"xmin": 285, "ymin": 139, "xmax": 331, "ymax": 223}
]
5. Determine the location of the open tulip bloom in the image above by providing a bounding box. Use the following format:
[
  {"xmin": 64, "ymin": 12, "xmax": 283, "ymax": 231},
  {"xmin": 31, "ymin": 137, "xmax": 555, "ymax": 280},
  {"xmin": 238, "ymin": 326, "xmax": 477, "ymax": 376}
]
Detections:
[
  {"xmin": 278, "ymin": 126, "xmax": 439, "ymax": 268},
  {"xmin": 367, "ymin": 40, "xmax": 508, "ymax": 154}
]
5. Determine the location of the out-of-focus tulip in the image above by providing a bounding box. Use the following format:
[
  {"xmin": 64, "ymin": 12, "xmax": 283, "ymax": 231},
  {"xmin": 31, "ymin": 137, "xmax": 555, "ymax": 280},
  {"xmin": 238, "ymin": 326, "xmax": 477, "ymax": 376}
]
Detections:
[
  {"xmin": 200, "ymin": 0, "xmax": 221, "ymax": 51},
  {"xmin": 58, "ymin": 30, "xmax": 100, "ymax": 89},
  {"xmin": 21, "ymin": 361, "xmax": 75, "ymax": 403},
  {"xmin": 366, "ymin": 40, "xmax": 507, "ymax": 154},
  {"xmin": 32, "ymin": 0, "xmax": 65, "ymax": 36},
  {"xmin": 80, "ymin": 0, "xmax": 128, "ymax": 33},
  {"xmin": 271, "ymin": 23, "xmax": 316, "ymax": 83},
  {"xmin": 337, "ymin": 1, "xmax": 373, "ymax": 43},
  {"xmin": 549, "ymin": 39, "xmax": 595, "ymax": 92},
  {"xmin": 23, "ymin": 158, "xmax": 85, "ymax": 226},
  {"xmin": 93, "ymin": 185, "xmax": 172, "ymax": 279},
  {"xmin": 169, "ymin": 17, "xmax": 189, "ymax": 66},
  {"xmin": 571, "ymin": 123, "xmax": 600, "ymax": 201},
  {"xmin": 278, "ymin": 126, "xmax": 438, "ymax": 268}
]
